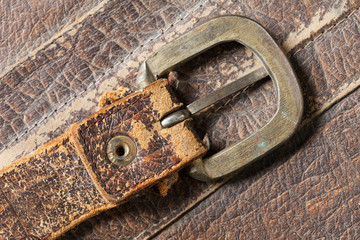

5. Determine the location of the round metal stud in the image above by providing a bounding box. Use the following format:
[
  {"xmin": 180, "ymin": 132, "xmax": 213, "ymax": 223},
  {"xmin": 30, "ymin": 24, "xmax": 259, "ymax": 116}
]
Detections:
[{"xmin": 107, "ymin": 135, "xmax": 137, "ymax": 166}]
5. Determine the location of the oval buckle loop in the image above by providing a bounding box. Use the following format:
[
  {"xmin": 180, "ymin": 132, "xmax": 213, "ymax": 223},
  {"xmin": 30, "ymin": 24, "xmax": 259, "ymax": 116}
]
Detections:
[{"xmin": 136, "ymin": 16, "xmax": 303, "ymax": 181}]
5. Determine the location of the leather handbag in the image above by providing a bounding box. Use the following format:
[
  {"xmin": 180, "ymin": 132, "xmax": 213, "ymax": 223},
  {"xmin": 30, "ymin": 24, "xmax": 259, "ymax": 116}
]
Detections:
[{"xmin": 0, "ymin": 0, "xmax": 359, "ymax": 239}]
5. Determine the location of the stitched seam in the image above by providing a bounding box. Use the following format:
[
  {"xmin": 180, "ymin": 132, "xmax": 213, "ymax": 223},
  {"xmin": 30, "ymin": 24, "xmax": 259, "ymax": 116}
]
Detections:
[
  {"xmin": 3, "ymin": 0, "xmax": 208, "ymax": 150},
  {"xmin": 7, "ymin": 2, "xmax": 356, "ymax": 148},
  {"xmin": 0, "ymin": 0, "xmax": 112, "ymax": 79},
  {"xmin": 292, "ymin": 5, "xmax": 360, "ymax": 56},
  {"xmin": 197, "ymin": 6, "xmax": 360, "ymax": 124}
]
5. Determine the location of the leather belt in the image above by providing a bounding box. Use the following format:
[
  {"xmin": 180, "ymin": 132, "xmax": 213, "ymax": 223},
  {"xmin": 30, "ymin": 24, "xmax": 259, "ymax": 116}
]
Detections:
[
  {"xmin": 0, "ymin": 16, "xmax": 302, "ymax": 239},
  {"xmin": 0, "ymin": 79, "xmax": 206, "ymax": 239}
]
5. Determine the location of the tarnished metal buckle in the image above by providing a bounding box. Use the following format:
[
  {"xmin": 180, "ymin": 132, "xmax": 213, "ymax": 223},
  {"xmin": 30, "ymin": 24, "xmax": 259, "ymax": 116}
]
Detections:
[{"xmin": 136, "ymin": 16, "xmax": 303, "ymax": 181}]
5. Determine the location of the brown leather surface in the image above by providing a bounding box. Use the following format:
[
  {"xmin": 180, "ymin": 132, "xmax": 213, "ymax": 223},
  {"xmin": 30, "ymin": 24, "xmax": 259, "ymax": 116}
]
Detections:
[
  {"xmin": 0, "ymin": 134, "xmax": 106, "ymax": 240},
  {"xmin": 1, "ymin": 1, "xmax": 356, "ymax": 161},
  {"xmin": 0, "ymin": 79, "xmax": 206, "ymax": 239},
  {"xmin": 154, "ymin": 7, "xmax": 360, "ymax": 239},
  {"xmin": 72, "ymin": 79, "xmax": 206, "ymax": 203},
  {"xmin": 63, "ymin": 3, "xmax": 360, "ymax": 239},
  {"xmin": 157, "ymin": 87, "xmax": 360, "ymax": 239},
  {"xmin": 0, "ymin": 0, "xmax": 105, "ymax": 75},
  {"xmin": 0, "ymin": 0, "xmax": 359, "ymax": 239},
  {"xmin": 0, "ymin": 0, "xmax": 199, "ymax": 152}
]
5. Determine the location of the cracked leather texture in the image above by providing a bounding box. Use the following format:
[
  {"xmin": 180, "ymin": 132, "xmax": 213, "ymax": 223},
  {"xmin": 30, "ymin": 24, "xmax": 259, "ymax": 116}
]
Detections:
[
  {"xmin": 0, "ymin": 79, "xmax": 206, "ymax": 239},
  {"xmin": 0, "ymin": 0, "xmax": 105, "ymax": 75},
  {"xmin": 0, "ymin": 0, "xmax": 359, "ymax": 239},
  {"xmin": 0, "ymin": 0, "xmax": 199, "ymax": 151},
  {"xmin": 0, "ymin": 134, "xmax": 106, "ymax": 240},
  {"xmin": 157, "ymin": 86, "xmax": 360, "ymax": 240}
]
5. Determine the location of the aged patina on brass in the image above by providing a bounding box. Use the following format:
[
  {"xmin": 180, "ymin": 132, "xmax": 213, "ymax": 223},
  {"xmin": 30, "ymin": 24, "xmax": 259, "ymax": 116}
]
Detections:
[
  {"xmin": 107, "ymin": 135, "xmax": 137, "ymax": 166},
  {"xmin": 136, "ymin": 16, "xmax": 303, "ymax": 181}
]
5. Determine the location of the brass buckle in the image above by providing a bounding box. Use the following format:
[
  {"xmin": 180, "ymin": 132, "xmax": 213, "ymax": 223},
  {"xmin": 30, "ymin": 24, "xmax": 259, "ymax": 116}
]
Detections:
[{"xmin": 136, "ymin": 16, "xmax": 303, "ymax": 181}]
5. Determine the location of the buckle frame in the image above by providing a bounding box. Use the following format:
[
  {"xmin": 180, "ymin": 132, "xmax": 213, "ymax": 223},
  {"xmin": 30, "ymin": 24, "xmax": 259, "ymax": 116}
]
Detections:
[{"xmin": 136, "ymin": 16, "xmax": 303, "ymax": 181}]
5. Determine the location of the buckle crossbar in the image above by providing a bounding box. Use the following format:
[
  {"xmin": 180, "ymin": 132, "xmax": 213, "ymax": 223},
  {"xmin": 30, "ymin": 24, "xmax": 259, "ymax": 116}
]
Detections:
[{"xmin": 136, "ymin": 16, "xmax": 303, "ymax": 181}]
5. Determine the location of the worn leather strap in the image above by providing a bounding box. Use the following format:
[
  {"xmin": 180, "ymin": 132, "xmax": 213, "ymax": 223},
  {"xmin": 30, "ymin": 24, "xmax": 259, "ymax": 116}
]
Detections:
[
  {"xmin": 0, "ymin": 79, "xmax": 206, "ymax": 239},
  {"xmin": 1, "ymin": 1, "xmax": 358, "ymax": 239}
]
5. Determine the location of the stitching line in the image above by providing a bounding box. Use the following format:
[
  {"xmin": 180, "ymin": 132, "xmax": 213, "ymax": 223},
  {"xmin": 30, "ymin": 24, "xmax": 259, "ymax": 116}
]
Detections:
[
  {"xmin": 0, "ymin": 0, "xmax": 113, "ymax": 80},
  {"xmin": 197, "ymin": 5, "xmax": 360, "ymax": 124},
  {"xmin": 3, "ymin": 1, "xmax": 208, "ymax": 150},
  {"xmin": 145, "ymin": 6, "xmax": 360, "ymax": 239},
  {"xmin": 292, "ymin": 5, "xmax": 360, "ymax": 56},
  {"xmin": 5, "ymin": 3, "xmax": 358, "ymax": 150}
]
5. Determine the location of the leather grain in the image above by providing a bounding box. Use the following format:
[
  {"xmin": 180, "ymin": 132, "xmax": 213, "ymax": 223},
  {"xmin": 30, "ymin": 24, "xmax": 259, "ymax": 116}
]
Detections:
[
  {"xmin": 0, "ymin": 79, "xmax": 206, "ymax": 239},
  {"xmin": 72, "ymin": 79, "xmax": 206, "ymax": 203},
  {"xmin": 155, "ymin": 7, "xmax": 360, "ymax": 239},
  {"xmin": 61, "ymin": 3, "xmax": 360, "ymax": 239},
  {"xmin": 1, "ymin": 0, "xmax": 355, "ymax": 162},
  {"xmin": 156, "ymin": 87, "xmax": 360, "ymax": 240},
  {"xmin": 0, "ymin": 134, "xmax": 106, "ymax": 240},
  {"xmin": 0, "ymin": 0, "xmax": 199, "ymax": 152},
  {"xmin": 0, "ymin": 0, "xmax": 104, "ymax": 75},
  {"xmin": 0, "ymin": 0, "xmax": 359, "ymax": 239}
]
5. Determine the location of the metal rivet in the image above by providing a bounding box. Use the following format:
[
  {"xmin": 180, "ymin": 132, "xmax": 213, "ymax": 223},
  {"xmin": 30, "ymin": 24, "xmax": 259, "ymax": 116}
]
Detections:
[{"xmin": 107, "ymin": 135, "xmax": 137, "ymax": 166}]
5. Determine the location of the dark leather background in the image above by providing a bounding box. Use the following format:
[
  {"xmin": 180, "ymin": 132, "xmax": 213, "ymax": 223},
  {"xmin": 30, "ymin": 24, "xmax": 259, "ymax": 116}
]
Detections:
[{"xmin": 0, "ymin": 0, "xmax": 359, "ymax": 239}]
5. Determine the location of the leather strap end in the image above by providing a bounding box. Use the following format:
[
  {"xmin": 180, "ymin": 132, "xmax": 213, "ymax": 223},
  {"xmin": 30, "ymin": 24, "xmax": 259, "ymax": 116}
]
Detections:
[
  {"xmin": 0, "ymin": 79, "xmax": 207, "ymax": 239},
  {"xmin": 71, "ymin": 79, "xmax": 207, "ymax": 203}
]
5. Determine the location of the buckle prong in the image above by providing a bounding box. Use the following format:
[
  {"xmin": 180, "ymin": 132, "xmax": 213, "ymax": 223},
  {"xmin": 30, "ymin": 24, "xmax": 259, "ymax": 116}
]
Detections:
[
  {"xmin": 161, "ymin": 67, "xmax": 268, "ymax": 128},
  {"xmin": 136, "ymin": 16, "xmax": 303, "ymax": 181}
]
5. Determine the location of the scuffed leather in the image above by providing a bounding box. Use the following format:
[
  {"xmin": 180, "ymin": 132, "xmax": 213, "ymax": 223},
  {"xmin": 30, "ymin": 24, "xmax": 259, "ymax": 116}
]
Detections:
[
  {"xmin": 0, "ymin": 134, "xmax": 106, "ymax": 239},
  {"xmin": 156, "ymin": 87, "xmax": 360, "ymax": 240},
  {"xmin": 72, "ymin": 79, "xmax": 206, "ymax": 202},
  {"xmin": 62, "ymin": 2, "xmax": 360, "ymax": 239},
  {"xmin": 0, "ymin": 0, "xmax": 199, "ymax": 151},
  {"xmin": 156, "ymin": 7, "xmax": 360, "ymax": 239},
  {"xmin": 0, "ymin": 79, "xmax": 206, "ymax": 239},
  {"xmin": 0, "ymin": 0, "xmax": 104, "ymax": 75},
  {"xmin": 0, "ymin": 0, "xmax": 359, "ymax": 239}
]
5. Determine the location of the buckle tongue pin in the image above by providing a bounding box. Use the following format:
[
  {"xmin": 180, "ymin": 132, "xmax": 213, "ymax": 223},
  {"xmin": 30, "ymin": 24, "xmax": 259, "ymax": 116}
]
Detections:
[
  {"xmin": 161, "ymin": 67, "xmax": 268, "ymax": 128},
  {"xmin": 136, "ymin": 16, "xmax": 303, "ymax": 181}
]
